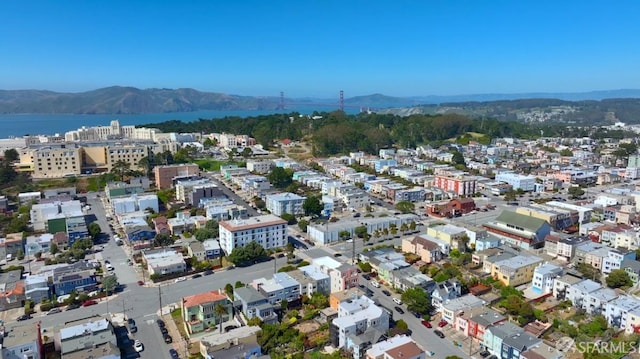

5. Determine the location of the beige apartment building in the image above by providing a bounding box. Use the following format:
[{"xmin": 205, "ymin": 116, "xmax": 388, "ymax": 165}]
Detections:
[{"xmin": 18, "ymin": 143, "xmax": 151, "ymax": 178}]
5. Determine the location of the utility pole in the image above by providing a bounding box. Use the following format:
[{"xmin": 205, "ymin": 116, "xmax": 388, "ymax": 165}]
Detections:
[
  {"xmin": 158, "ymin": 285, "xmax": 162, "ymax": 316},
  {"xmin": 352, "ymin": 236, "xmax": 356, "ymax": 265}
]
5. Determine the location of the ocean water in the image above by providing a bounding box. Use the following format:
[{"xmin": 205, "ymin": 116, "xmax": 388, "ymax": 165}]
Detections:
[{"xmin": 0, "ymin": 106, "xmax": 359, "ymax": 138}]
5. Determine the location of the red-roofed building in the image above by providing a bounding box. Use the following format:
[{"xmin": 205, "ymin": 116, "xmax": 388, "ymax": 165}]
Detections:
[
  {"xmin": 152, "ymin": 216, "xmax": 170, "ymax": 235},
  {"xmin": 181, "ymin": 289, "xmax": 232, "ymax": 335}
]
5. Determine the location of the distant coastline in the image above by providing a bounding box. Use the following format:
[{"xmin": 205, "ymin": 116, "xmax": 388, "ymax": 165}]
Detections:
[{"xmin": 0, "ymin": 106, "xmax": 354, "ymax": 138}]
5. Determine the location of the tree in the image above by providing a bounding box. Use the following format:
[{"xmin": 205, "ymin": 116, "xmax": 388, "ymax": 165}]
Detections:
[
  {"xmin": 568, "ymin": 186, "xmax": 585, "ymax": 199},
  {"xmin": 280, "ymin": 213, "xmax": 296, "ymax": 225},
  {"xmin": 309, "ymin": 292, "xmax": 329, "ymax": 309},
  {"xmin": 4, "ymin": 149, "xmax": 19, "ymax": 162},
  {"xmin": 241, "ymin": 147, "xmax": 253, "ymax": 159},
  {"xmin": 225, "ymin": 283, "xmax": 234, "ymax": 300},
  {"xmin": 111, "ymin": 160, "xmax": 131, "ymax": 181},
  {"xmin": 195, "ymin": 221, "xmax": 219, "ymax": 241},
  {"xmin": 302, "ymin": 196, "xmax": 323, "ymax": 217},
  {"xmin": 215, "ymin": 303, "xmax": 228, "ymax": 333},
  {"xmin": 504, "ymin": 189, "xmax": 517, "ymax": 201},
  {"xmin": 154, "ymin": 233, "xmax": 174, "ymax": 247},
  {"xmin": 102, "ymin": 274, "xmax": 118, "ymax": 295},
  {"xmin": 354, "ymin": 225, "xmax": 368, "ymax": 239},
  {"xmin": 286, "ymin": 243, "xmax": 295, "ymax": 257},
  {"xmin": 228, "ymin": 241, "xmax": 266, "ymax": 265},
  {"xmin": 358, "ymin": 262, "xmax": 372, "ymax": 273},
  {"xmin": 338, "ymin": 230, "xmax": 351, "ymax": 241},
  {"xmin": 559, "ymin": 148, "xmax": 574, "ymax": 157},
  {"xmin": 50, "ymin": 243, "xmax": 58, "ymax": 255},
  {"xmin": 87, "ymin": 222, "xmax": 101, "ymax": 240},
  {"xmin": 395, "ymin": 201, "xmax": 415, "ymax": 214},
  {"xmin": 298, "ymin": 219, "xmax": 309, "ymax": 232},
  {"xmin": 267, "ymin": 167, "xmax": 293, "ymax": 189},
  {"xmin": 235, "ymin": 281, "xmax": 245, "ymax": 288},
  {"xmin": 606, "ymin": 269, "xmax": 632, "ymax": 288},
  {"xmin": 34, "ymin": 251, "xmax": 42, "ymax": 259},
  {"xmin": 401, "ymin": 287, "xmax": 431, "ymax": 314}
]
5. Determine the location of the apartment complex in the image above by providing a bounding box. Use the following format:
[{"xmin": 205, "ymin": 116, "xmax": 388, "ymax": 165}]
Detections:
[{"xmin": 218, "ymin": 214, "xmax": 287, "ymax": 254}]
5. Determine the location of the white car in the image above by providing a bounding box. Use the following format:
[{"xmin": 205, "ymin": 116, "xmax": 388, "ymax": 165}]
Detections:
[
  {"xmin": 175, "ymin": 277, "xmax": 187, "ymax": 283},
  {"xmin": 393, "ymin": 297, "xmax": 403, "ymax": 305},
  {"xmin": 134, "ymin": 340, "xmax": 144, "ymax": 352}
]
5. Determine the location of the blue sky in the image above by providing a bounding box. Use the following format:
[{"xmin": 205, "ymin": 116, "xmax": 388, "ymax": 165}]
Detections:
[{"xmin": 2, "ymin": 1, "xmax": 639, "ymax": 97}]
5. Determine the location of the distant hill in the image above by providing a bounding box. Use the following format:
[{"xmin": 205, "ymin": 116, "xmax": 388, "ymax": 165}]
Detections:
[{"xmin": 1, "ymin": 86, "xmax": 640, "ymax": 115}]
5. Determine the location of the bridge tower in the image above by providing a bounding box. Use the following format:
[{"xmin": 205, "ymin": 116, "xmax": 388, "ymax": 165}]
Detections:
[
  {"xmin": 339, "ymin": 90, "xmax": 344, "ymax": 111},
  {"xmin": 279, "ymin": 91, "xmax": 285, "ymax": 110}
]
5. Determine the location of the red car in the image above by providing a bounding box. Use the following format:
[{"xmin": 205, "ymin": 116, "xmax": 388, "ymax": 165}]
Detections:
[
  {"xmin": 137, "ymin": 280, "xmax": 144, "ymax": 286},
  {"xmin": 421, "ymin": 320, "xmax": 432, "ymax": 328},
  {"xmin": 438, "ymin": 320, "xmax": 448, "ymax": 327},
  {"xmin": 82, "ymin": 300, "xmax": 98, "ymax": 307}
]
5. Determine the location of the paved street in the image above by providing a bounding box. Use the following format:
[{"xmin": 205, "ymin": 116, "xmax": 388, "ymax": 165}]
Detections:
[{"xmin": 359, "ymin": 276, "xmax": 469, "ymax": 358}]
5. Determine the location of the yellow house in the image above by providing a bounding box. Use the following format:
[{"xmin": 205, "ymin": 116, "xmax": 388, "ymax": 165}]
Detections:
[
  {"xmin": 490, "ymin": 255, "xmax": 543, "ymax": 287},
  {"xmin": 426, "ymin": 224, "xmax": 466, "ymax": 250}
]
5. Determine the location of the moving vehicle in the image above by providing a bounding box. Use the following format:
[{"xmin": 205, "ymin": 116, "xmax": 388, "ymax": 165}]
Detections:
[
  {"xmin": 133, "ymin": 340, "xmax": 144, "ymax": 352},
  {"xmin": 421, "ymin": 320, "xmax": 432, "ymax": 328},
  {"xmin": 434, "ymin": 330, "xmax": 445, "ymax": 338},
  {"xmin": 17, "ymin": 314, "xmax": 31, "ymax": 321}
]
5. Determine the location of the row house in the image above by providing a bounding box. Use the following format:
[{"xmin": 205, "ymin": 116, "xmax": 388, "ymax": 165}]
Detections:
[
  {"xmin": 390, "ymin": 266, "xmax": 435, "ymax": 293},
  {"xmin": 602, "ymin": 248, "xmax": 636, "ymax": 274},
  {"xmin": 574, "ymin": 242, "xmax": 611, "ymax": 271},
  {"xmin": 234, "ymin": 286, "xmax": 277, "ymax": 324},
  {"xmin": 288, "ymin": 265, "xmax": 331, "ymax": 298},
  {"xmin": 430, "ymin": 279, "xmax": 463, "ymax": 310},
  {"xmin": 365, "ymin": 335, "xmax": 425, "ymax": 359},
  {"xmin": 252, "ymin": 272, "xmax": 301, "ymax": 305},
  {"xmin": 313, "ymin": 256, "xmax": 359, "ymax": 293},
  {"xmin": 181, "ymin": 290, "xmax": 233, "ymax": 335},
  {"xmin": 605, "ymin": 295, "xmax": 640, "ymax": 329},
  {"xmin": 531, "ymin": 262, "xmax": 563, "ymax": 295},
  {"xmin": 394, "ymin": 187, "xmax": 426, "ymax": 203},
  {"xmin": 246, "ymin": 159, "xmax": 274, "ymax": 174},
  {"xmin": 426, "ymin": 224, "xmax": 467, "ymax": 251},
  {"xmin": 622, "ymin": 259, "xmax": 640, "ymax": 284},
  {"xmin": 401, "ymin": 235, "xmax": 445, "ymax": 264},
  {"xmin": 601, "ymin": 224, "xmax": 638, "ymax": 249},
  {"xmin": 365, "ymin": 249, "xmax": 410, "ymax": 285},
  {"xmin": 583, "ymin": 287, "xmax": 619, "ymax": 315},
  {"xmin": 440, "ymin": 294, "xmax": 485, "ymax": 324},
  {"xmin": 490, "ymin": 255, "xmax": 543, "ymax": 287},
  {"xmin": 552, "ymin": 236, "xmax": 591, "ymax": 262}
]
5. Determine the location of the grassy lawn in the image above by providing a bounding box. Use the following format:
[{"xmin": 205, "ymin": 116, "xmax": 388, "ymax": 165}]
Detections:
[{"xmin": 170, "ymin": 308, "xmax": 188, "ymax": 339}]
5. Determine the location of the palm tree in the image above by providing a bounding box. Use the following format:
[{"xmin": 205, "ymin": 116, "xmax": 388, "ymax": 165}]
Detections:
[{"xmin": 215, "ymin": 303, "xmax": 227, "ymax": 333}]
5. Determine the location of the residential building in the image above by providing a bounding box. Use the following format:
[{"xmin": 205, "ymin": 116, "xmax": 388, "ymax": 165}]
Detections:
[
  {"xmin": 401, "ymin": 235, "xmax": 444, "ymax": 264},
  {"xmin": 552, "ymin": 274, "xmax": 585, "ymax": 301},
  {"xmin": 233, "ymin": 286, "xmax": 277, "ymax": 323},
  {"xmin": 490, "ymin": 255, "xmax": 544, "ymax": 287},
  {"xmin": 143, "ymin": 249, "xmax": 186, "ymax": 276},
  {"xmin": 575, "ymin": 242, "xmax": 610, "ymax": 272},
  {"xmin": 62, "ymin": 342, "xmax": 120, "ymax": 359},
  {"xmin": 1, "ymin": 322, "xmax": 43, "ymax": 359},
  {"xmin": 622, "ymin": 259, "xmax": 640, "ymax": 284},
  {"xmin": 483, "ymin": 322, "xmax": 524, "ymax": 357},
  {"xmin": 391, "ymin": 266, "xmax": 435, "ymax": 292},
  {"xmin": 246, "ymin": 159, "xmax": 273, "ymax": 174},
  {"xmin": 20, "ymin": 144, "xmax": 82, "ymax": 179},
  {"xmin": 219, "ymin": 214, "xmax": 287, "ymax": 255},
  {"xmin": 55, "ymin": 318, "xmax": 117, "ymax": 356},
  {"xmin": 605, "ymin": 295, "xmax": 640, "ymax": 329},
  {"xmin": 313, "ymin": 256, "xmax": 360, "ymax": 293},
  {"xmin": 426, "ymin": 223, "xmax": 468, "ymax": 250},
  {"xmin": 501, "ymin": 331, "xmax": 542, "ymax": 359},
  {"xmin": 252, "ymin": 272, "xmax": 301, "ymax": 305},
  {"xmin": 203, "ymin": 239, "xmax": 222, "ymax": 259},
  {"xmin": 483, "ymin": 211, "xmax": 551, "ymax": 250},
  {"xmin": 266, "ymin": 192, "xmax": 306, "ymax": 216},
  {"xmin": 602, "ymin": 248, "xmax": 636, "ymax": 274},
  {"xmin": 467, "ymin": 309, "xmax": 506, "ymax": 342},
  {"xmin": 52, "ymin": 261, "xmax": 98, "ymax": 297},
  {"xmin": 0, "ymin": 233, "xmax": 25, "ymax": 260},
  {"xmin": 431, "ymin": 279, "xmax": 462, "ymax": 309},
  {"xmin": 186, "ymin": 240, "xmax": 206, "ymax": 262},
  {"xmin": 566, "ymin": 279, "xmax": 601, "ymax": 309},
  {"xmin": 197, "ymin": 326, "xmax": 263, "ymax": 359},
  {"xmin": 154, "ymin": 163, "xmax": 200, "ymax": 189},
  {"xmin": 555, "ymin": 236, "xmax": 591, "ymax": 262},
  {"xmin": 289, "ymin": 265, "xmax": 331, "ymax": 297},
  {"xmin": 24, "ymin": 233, "xmax": 52, "ymax": 256},
  {"xmin": 330, "ymin": 287, "xmax": 368, "ymax": 310},
  {"xmin": 30, "ymin": 199, "xmax": 82, "ymax": 231},
  {"xmin": 330, "ymin": 295, "xmax": 389, "ymax": 359},
  {"xmin": 583, "ymin": 287, "xmax": 618, "ymax": 315},
  {"xmin": 182, "ymin": 289, "xmax": 232, "ymax": 335},
  {"xmin": 440, "ymin": 294, "xmax": 485, "ymax": 324},
  {"xmin": 175, "ymin": 178, "xmax": 223, "ymax": 207},
  {"xmin": 0, "ymin": 270, "xmax": 25, "ymax": 311},
  {"xmin": 365, "ymin": 335, "xmax": 425, "ymax": 359},
  {"xmin": 495, "ymin": 171, "xmax": 536, "ymax": 191},
  {"xmin": 307, "ymin": 214, "xmax": 419, "ymax": 245},
  {"xmin": 531, "ymin": 262, "xmax": 564, "ymax": 295},
  {"xmin": 433, "ymin": 174, "xmax": 477, "ymax": 196}
]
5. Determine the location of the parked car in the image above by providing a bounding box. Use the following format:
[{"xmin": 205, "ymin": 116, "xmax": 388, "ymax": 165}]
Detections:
[
  {"xmin": 137, "ymin": 280, "xmax": 144, "ymax": 286},
  {"xmin": 133, "ymin": 340, "xmax": 144, "ymax": 352},
  {"xmin": 421, "ymin": 320, "xmax": 432, "ymax": 328},
  {"xmin": 157, "ymin": 319, "xmax": 166, "ymax": 328},
  {"xmin": 128, "ymin": 318, "xmax": 137, "ymax": 333},
  {"xmin": 160, "ymin": 327, "xmax": 169, "ymax": 336},
  {"xmin": 434, "ymin": 330, "xmax": 445, "ymax": 339},
  {"xmin": 164, "ymin": 334, "xmax": 173, "ymax": 343},
  {"xmin": 203, "ymin": 269, "xmax": 214, "ymax": 276},
  {"xmin": 192, "ymin": 274, "xmax": 202, "ymax": 279},
  {"xmin": 17, "ymin": 314, "xmax": 31, "ymax": 321},
  {"xmin": 480, "ymin": 350, "xmax": 490, "ymax": 357},
  {"xmin": 47, "ymin": 308, "xmax": 62, "ymax": 315},
  {"xmin": 393, "ymin": 297, "xmax": 402, "ymax": 305},
  {"xmin": 394, "ymin": 306, "xmax": 405, "ymax": 314},
  {"xmin": 82, "ymin": 300, "xmax": 98, "ymax": 307},
  {"xmin": 438, "ymin": 320, "xmax": 447, "ymax": 327},
  {"xmin": 362, "ymin": 273, "xmax": 371, "ymax": 280},
  {"xmin": 169, "ymin": 348, "xmax": 179, "ymax": 359},
  {"xmin": 174, "ymin": 277, "xmax": 187, "ymax": 283},
  {"xmin": 67, "ymin": 302, "xmax": 81, "ymax": 311},
  {"xmin": 382, "ymin": 290, "xmax": 391, "ymax": 296}
]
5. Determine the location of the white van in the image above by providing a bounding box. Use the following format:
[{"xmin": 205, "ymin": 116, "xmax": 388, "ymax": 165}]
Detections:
[{"xmin": 371, "ymin": 280, "xmax": 380, "ymax": 288}]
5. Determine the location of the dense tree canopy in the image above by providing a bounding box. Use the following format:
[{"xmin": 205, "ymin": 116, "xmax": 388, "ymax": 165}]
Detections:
[
  {"xmin": 303, "ymin": 196, "xmax": 323, "ymax": 217},
  {"xmin": 228, "ymin": 241, "xmax": 267, "ymax": 265}
]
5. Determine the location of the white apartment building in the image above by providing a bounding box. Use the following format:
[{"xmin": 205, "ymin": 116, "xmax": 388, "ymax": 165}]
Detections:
[
  {"xmin": 495, "ymin": 171, "xmax": 536, "ymax": 191},
  {"xmin": 246, "ymin": 160, "xmax": 274, "ymax": 174},
  {"xmin": 266, "ymin": 192, "xmax": 306, "ymax": 216},
  {"xmin": 218, "ymin": 214, "xmax": 287, "ymax": 254},
  {"xmin": 531, "ymin": 262, "xmax": 563, "ymax": 295},
  {"xmin": 332, "ymin": 295, "xmax": 389, "ymax": 358},
  {"xmin": 605, "ymin": 295, "xmax": 640, "ymax": 329},
  {"xmin": 143, "ymin": 249, "xmax": 187, "ymax": 276}
]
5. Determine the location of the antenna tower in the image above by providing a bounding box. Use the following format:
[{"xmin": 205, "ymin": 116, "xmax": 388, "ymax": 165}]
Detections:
[{"xmin": 339, "ymin": 90, "xmax": 344, "ymax": 111}]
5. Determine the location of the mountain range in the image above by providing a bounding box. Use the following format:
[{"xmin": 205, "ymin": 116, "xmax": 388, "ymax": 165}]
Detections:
[{"xmin": 1, "ymin": 86, "xmax": 640, "ymax": 114}]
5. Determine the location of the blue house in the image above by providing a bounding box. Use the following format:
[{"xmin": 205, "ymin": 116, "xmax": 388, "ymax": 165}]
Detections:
[
  {"xmin": 126, "ymin": 225, "xmax": 156, "ymax": 241},
  {"xmin": 52, "ymin": 262, "xmax": 97, "ymax": 296}
]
